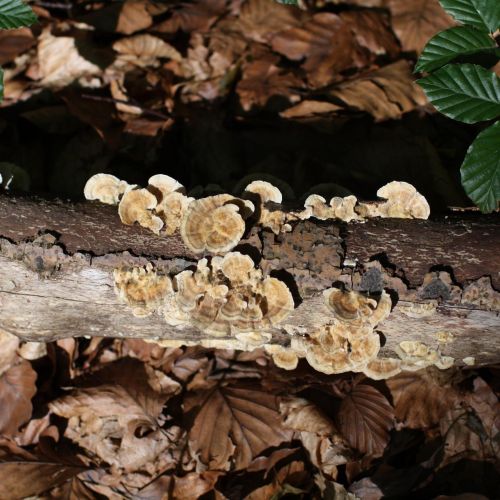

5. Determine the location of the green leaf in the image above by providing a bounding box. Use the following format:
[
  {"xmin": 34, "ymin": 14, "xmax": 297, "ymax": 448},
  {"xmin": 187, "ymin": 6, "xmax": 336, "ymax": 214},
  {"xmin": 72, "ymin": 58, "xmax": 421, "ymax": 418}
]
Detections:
[
  {"xmin": 461, "ymin": 120, "xmax": 500, "ymax": 212},
  {"xmin": 415, "ymin": 26, "xmax": 498, "ymax": 73},
  {"xmin": 274, "ymin": 0, "xmax": 299, "ymax": 4},
  {"xmin": 417, "ymin": 63, "xmax": 500, "ymax": 123},
  {"xmin": 0, "ymin": 0, "xmax": 37, "ymax": 29},
  {"xmin": 439, "ymin": 0, "xmax": 500, "ymax": 33},
  {"xmin": 0, "ymin": 67, "xmax": 3, "ymax": 102}
]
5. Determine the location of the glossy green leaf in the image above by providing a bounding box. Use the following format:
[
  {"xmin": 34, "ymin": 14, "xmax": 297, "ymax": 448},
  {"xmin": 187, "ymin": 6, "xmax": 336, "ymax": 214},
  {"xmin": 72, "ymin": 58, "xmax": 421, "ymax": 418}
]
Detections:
[
  {"xmin": 461, "ymin": 120, "xmax": 500, "ymax": 212},
  {"xmin": 416, "ymin": 26, "xmax": 498, "ymax": 73},
  {"xmin": 274, "ymin": 0, "xmax": 300, "ymax": 5},
  {"xmin": 0, "ymin": 0, "xmax": 37, "ymax": 29},
  {"xmin": 439, "ymin": 0, "xmax": 500, "ymax": 33},
  {"xmin": 417, "ymin": 63, "xmax": 500, "ymax": 123},
  {"xmin": 0, "ymin": 67, "xmax": 3, "ymax": 102}
]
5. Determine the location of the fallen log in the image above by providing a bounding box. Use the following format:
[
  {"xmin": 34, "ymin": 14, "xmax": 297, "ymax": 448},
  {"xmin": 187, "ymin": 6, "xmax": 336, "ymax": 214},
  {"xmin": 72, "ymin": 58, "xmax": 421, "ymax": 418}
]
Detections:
[{"xmin": 0, "ymin": 194, "xmax": 499, "ymax": 376}]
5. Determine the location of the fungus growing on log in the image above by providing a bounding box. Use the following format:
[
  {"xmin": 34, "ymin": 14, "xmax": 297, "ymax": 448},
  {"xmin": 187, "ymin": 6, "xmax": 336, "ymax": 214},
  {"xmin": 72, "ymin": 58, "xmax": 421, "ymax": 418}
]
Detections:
[
  {"xmin": 265, "ymin": 345, "xmax": 299, "ymax": 370},
  {"xmin": 114, "ymin": 264, "xmax": 173, "ymax": 317},
  {"xmin": 395, "ymin": 340, "xmax": 454, "ymax": 371},
  {"xmin": 163, "ymin": 252, "xmax": 294, "ymax": 337},
  {"xmin": 118, "ymin": 188, "xmax": 164, "ymax": 234},
  {"xmin": 244, "ymin": 180, "xmax": 290, "ymax": 234},
  {"xmin": 303, "ymin": 194, "xmax": 361, "ymax": 222},
  {"xmin": 84, "ymin": 173, "xmax": 133, "ymax": 205},
  {"xmin": 291, "ymin": 289, "xmax": 392, "ymax": 376},
  {"xmin": 180, "ymin": 194, "xmax": 254, "ymax": 254},
  {"xmin": 357, "ymin": 181, "xmax": 430, "ymax": 219},
  {"xmin": 148, "ymin": 174, "xmax": 194, "ymax": 235}
]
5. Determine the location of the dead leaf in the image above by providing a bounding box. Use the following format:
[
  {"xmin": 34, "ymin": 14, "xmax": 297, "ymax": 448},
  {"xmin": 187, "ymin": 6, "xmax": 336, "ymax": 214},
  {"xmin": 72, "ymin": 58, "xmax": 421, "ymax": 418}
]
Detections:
[
  {"xmin": 0, "ymin": 360, "xmax": 37, "ymax": 436},
  {"xmin": 36, "ymin": 29, "xmax": 102, "ymax": 87},
  {"xmin": 280, "ymin": 398, "xmax": 351, "ymax": 475},
  {"xmin": 0, "ymin": 328, "xmax": 19, "ymax": 376},
  {"xmin": 113, "ymin": 34, "xmax": 182, "ymax": 68},
  {"xmin": 0, "ymin": 28, "xmax": 36, "ymax": 65},
  {"xmin": 271, "ymin": 11, "xmax": 396, "ymax": 88},
  {"xmin": 187, "ymin": 383, "xmax": 292, "ymax": 470},
  {"xmin": 155, "ymin": 0, "xmax": 227, "ymax": 34},
  {"xmin": 236, "ymin": 0, "xmax": 303, "ymax": 44},
  {"xmin": 336, "ymin": 382, "xmax": 394, "ymax": 457},
  {"xmin": 117, "ymin": 0, "xmax": 154, "ymax": 35},
  {"xmin": 50, "ymin": 359, "xmax": 180, "ymax": 473},
  {"xmin": 385, "ymin": 0, "xmax": 455, "ymax": 53},
  {"xmin": 173, "ymin": 471, "xmax": 223, "ymax": 499},
  {"xmin": 237, "ymin": 51, "xmax": 303, "ymax": 111},
  {"xmin": 0, "ymin": 439, "xmax": 87, "ymax": 500},
  {"xmin": 387, "ymin": 367, "xmax": 460, "ymax": 428},
  {"xmin": 280, "ymin": 99, "xmax": 342, "ymax": 119},
  {"xmin": 328, "ymin": 61, "xmax": 428, "ymax": 121}
]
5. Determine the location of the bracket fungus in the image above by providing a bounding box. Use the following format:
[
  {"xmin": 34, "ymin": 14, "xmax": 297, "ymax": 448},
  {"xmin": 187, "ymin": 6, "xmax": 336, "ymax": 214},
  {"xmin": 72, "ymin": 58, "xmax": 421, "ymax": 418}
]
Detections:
[
  {"xmin": 264, "ymin": 345, "xmax": 299, "ymax": 370},
  {"xmin": 244, "ymin": 180, "xmax": 291, "ymax": 234},
  {"xmin": 162, "ymin": 252, "xmax": 295, "ymax": 337},
  {"xmin": 118, "ymin": 188, "xmax": 164, "ymax": 234},
  {"xmin": 357, "ymin": 181, "xmax": 430, "ymax": 219},
  {"xmin": 148, "ymin": 174, "xmax": 194, "ymax": 235},
  {"xmin": 303, "ymin": 194, "xmax": 360, "ymax": 222},
  {"xmin": 114, "ymin": 264, "xmax": 173, "ymax": 317},
  {"xmin": 395, "ymin": 341, "xmax": 454, "ymax": 371},
  {"xmin": 180, "ymin": 194, "xmax": 254, "ymax": 254},
  {"xmin": 291, "ymin": 288, "xmax": 392, "ymax": 376},
  {"xmin": 84, "ymin": 173, "xmax": 134, "ymax": 205}
]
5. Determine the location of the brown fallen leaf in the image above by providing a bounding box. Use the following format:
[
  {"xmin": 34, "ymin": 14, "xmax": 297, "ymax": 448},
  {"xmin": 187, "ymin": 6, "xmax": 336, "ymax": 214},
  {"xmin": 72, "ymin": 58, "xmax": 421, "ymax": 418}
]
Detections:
[
  {"xmin": 236, "ymin": 0, "xmax": 303, "ymax": 44},
  {"xmin": 237, "ymin": 51, "xmax": 303, "ymax": 111},
  {"xmin": 0, "ymin": 27, "xmax": 36, "ymax": 65},
  {"xmin": 0, "ymin": 360, "xmax": 37, "ymax": 436},
  {"xmin": 0, "ymin": 438, "xmax": 87, "ymax": 500},
  {"xmin": 336, "ymin": 382, "xmax": 394, "ymax": 457},
  {"xmin": 328, "ymin": 60, "xmax": 428, "ymax": 121},
  {"xmin": 280, "ymin": 99, "xmax": 342, "ymax": 119},
  {"xmin": 0, "ymin": 328, "xmax": 19, "ymax": 375},
  {"xmin": 154, "ymin": 0, "xmax": 227, "ymax": 34},
  {"xmin": 35, "ymin": 29, "xmax": 102, "ymax": 88},
  {"xmin": 280, "ymin": 397, "xmax": 351, "ymax": 476},
  {"xmin": 271, "ymin": 11, "xmax": 397, "ymax": 88},
  {"xmin": 116, "ymin": 0, "xmax": 154, "ymax": 35},
  {"xmin": 186, "ymin": 383, "xmax": 292, "ymax": 470},
  {"xmin": 385, "ymin": 0, "xmax": 455, "ymax": 53},
  {"xmin": 387, "ymin": 367, "xmax": 460, "ymax": 428}
]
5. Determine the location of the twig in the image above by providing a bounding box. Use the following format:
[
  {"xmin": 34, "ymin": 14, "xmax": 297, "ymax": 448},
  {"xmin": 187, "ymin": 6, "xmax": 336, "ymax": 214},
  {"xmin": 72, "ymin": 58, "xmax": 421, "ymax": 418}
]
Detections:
[{"xmin": 81, "ymin": 94, "xmax": 172, "ymax": 121}]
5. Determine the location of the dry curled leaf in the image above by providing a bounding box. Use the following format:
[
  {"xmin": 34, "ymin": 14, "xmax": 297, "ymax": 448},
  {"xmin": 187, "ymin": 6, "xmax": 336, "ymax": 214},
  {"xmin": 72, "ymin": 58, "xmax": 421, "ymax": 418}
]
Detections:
[
  {"xmin": 385, "ymin": 0, "xmax": 455, "ymax": 53},
  {"xmin": 0, "ymin": 439, "xmax": 86, "ymax": 500},
  {"xmin": 336, "ymin": 382, "xmax": 394, "ymax": 457},
  {"xmin": 329, "ymin": 60, "xmax": 428, "ymax": 121},
  {"xmin": 387, "ymin": 368, "xmax": 460, "ymax": 428},
  {"xmin": 116, "ymin": 0, "xmax": 154, "ymax": 35},
  {"xmin": 0, "ymin": 360, "xmax": 37, "ymax": 436},
  {"xmin": 186, "ymin": 384, "xmax": 292, "ymax": 470}
]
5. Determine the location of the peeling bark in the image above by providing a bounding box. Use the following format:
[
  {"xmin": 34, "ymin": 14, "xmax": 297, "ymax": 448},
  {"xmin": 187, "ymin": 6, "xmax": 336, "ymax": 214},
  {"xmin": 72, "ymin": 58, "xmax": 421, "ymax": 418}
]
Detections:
[{"xmin": 0, "ymin": 194, "xmax": 499, "ymax": 369}]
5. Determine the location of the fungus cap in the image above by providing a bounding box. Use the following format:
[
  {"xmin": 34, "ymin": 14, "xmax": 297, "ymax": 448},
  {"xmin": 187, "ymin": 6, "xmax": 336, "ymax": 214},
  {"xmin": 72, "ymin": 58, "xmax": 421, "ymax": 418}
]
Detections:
[
  {"xmin": 180, "ymin": 194, "xmax": 254, "ymax": 254},
  {"xmin": 245, "ymin": 180, "xmax": 283, "ymax": 204},
  {"xmin": 362, "ymin": 358, "xmax": 402, "ymax": 380},
  {"xmin": 148, "ymin": 174, "xmax": 185, "ymax": 195},
  {"xmin": 303, "ymin": 194, "xmax": 334, "ymax": 220},
  {"xmin": 377, "ymin": 181, "xmax": 430, "ymax": 219},
  {"xmin": 118, "ymin": 188, "xmax": 164, "ymax": 234},
  {"xmin": 265, "ymin": 345, "xmax": 299, "ymax": 370},
  {"xmin": 330, "ymin": 195, "xmax": 359, "ymax": 222},
  {"xmin": 155, "ymin": 191, "xmax": 194, "ymax": 235},
  {"xmin": 84, "ymin": 173, "xmax": 133, "ymax": 205}
]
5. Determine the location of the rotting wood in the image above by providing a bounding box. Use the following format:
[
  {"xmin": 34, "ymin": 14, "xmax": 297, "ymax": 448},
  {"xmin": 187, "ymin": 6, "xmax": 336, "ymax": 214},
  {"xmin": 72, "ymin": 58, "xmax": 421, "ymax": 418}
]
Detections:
[{"xmin": 0, "ymin": 194, "xmax": 499, "ymax": 371}]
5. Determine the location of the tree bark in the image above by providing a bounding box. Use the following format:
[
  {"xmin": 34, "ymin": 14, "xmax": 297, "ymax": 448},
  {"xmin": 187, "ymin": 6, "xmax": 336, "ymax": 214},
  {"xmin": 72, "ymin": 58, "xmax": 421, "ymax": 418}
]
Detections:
[{"xmin": 0, "ymin": 194, "xmax": 499, "ymax": 368}]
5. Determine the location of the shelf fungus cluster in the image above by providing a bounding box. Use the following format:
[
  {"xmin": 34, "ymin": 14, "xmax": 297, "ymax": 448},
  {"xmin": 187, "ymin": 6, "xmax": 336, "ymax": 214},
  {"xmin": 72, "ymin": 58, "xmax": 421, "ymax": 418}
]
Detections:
[
  {"xmin": 287, "ymin": 288, "xmax": 401, "ymax": 379},
  {"xmin": 84, "ymin": 174, "xmax": 430, "ymax": 254},
  {"xmin": 114, "ymin": 252, "xmax": 294, "ymax": 343}
]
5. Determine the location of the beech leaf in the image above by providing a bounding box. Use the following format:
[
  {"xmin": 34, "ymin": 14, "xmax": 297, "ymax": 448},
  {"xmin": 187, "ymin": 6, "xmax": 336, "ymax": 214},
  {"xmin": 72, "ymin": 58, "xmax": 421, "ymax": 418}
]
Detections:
[
  {"xmin": 0, "ymin": 360, "xmax": 37, "ymax": 436},
  {"xmin": 336, "ymin": 382, "xmax": 394, "ymax": 457},
  {"xmin": 187, "ymin": 384, "xmax": 292, "ymax": 470}
]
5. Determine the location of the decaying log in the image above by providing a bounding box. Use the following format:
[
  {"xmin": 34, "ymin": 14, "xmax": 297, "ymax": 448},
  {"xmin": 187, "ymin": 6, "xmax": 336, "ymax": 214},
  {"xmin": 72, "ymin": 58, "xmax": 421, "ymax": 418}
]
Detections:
[{"xmin": 0, "ymin": 194, "xmax": 499, "ymax": 372}]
